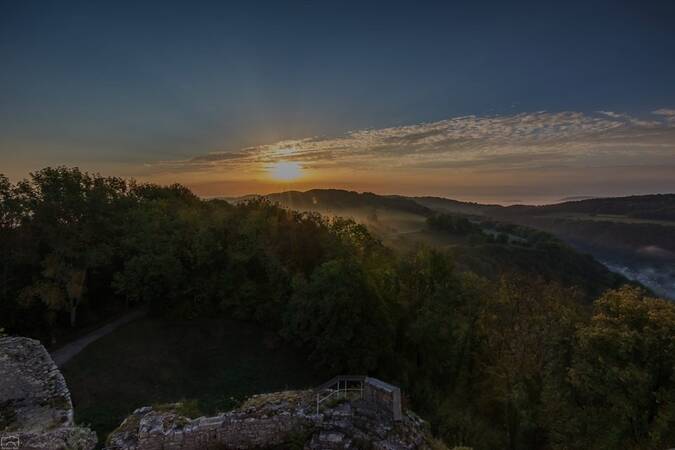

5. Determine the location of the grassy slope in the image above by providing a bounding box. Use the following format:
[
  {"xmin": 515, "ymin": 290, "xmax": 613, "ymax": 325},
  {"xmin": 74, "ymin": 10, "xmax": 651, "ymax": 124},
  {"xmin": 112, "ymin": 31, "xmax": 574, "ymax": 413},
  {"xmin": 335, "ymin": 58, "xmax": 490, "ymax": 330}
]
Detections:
[{"xmin": 61, "ymin": 317, "xmax": 319, "ymax": 444}]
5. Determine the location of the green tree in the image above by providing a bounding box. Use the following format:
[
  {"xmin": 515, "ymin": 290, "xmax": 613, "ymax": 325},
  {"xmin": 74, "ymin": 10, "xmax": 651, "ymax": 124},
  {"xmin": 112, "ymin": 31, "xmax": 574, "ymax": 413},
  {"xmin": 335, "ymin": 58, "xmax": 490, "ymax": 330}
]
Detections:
[
  {"xmin": 565, "ymin": 286, "xmax": 675, "ymax": 449},
  {"xmin": 283, "ymin": 258, "xmax": 393, "ymax": 373},
  {"xmin": 14, "ymin": 168, "xmax": 129, "ymax": 329},
  {"xmin": 21, "ymin": 254, "xmax": 87, "ymax": 328},
  {"xmin": 396, "ymin": 249, "xmax": 478, "ymax": 386},
  {"xmin": 477, "ymin": 275, "xmax": 583, "ymax": 450},
  {"xmin": 0, "ymin": 174, "xmax": 20, "ymax": 325}
]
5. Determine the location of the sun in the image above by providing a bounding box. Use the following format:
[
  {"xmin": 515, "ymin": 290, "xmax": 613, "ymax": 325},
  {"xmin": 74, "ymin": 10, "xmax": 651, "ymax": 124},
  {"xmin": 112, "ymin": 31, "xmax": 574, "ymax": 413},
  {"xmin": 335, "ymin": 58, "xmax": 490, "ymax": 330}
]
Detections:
[{"xmin": 269, "ymin": 161, "xmax": 303, "ymax": 181}]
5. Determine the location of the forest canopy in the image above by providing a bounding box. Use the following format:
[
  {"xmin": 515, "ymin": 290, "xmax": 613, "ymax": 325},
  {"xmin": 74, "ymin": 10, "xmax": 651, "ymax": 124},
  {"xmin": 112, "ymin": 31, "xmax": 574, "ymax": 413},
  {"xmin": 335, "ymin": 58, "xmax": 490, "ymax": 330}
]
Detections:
[{"xmin": 1, "ymin": 167, "xmax": 674, "ymax": 450}]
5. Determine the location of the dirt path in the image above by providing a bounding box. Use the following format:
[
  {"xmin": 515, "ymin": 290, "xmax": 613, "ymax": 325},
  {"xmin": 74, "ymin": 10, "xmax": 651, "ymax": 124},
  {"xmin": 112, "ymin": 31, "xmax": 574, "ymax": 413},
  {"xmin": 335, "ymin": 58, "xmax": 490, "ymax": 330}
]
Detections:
[{"xmin": 50, "ymin": 309, "xmax": 146, "ymax": 367}]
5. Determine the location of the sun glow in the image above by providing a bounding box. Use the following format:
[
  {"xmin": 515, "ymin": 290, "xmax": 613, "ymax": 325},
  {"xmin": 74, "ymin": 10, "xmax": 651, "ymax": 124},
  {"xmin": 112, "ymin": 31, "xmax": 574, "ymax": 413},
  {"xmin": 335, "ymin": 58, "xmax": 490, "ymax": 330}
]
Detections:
[{"xmin": 269, "ymin": 161, "xmax": 303, "ymax": 181}]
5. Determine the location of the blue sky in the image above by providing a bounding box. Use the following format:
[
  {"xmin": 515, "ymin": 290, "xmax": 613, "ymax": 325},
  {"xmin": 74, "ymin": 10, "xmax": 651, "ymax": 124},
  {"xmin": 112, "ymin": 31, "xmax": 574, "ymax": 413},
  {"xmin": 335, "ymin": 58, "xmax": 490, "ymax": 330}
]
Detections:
[{"xmin": 1, "ymin": 0, "xmax": 674, "ymax": 202}]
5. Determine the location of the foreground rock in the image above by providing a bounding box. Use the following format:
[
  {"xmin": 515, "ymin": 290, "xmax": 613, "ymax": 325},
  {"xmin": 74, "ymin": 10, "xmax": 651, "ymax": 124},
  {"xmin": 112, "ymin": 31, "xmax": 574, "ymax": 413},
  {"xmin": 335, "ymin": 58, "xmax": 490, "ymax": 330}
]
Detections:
[
  {"xmin": 106, "ymin": 390, "xmax": 434, "ymax": 450},
  {"xmin": 0, "ymin": 335, "xmax": 439, "ymax": 449},
  {"xmin": 0, "ymin": 336, "xmax": 96, "ymax": 450}
]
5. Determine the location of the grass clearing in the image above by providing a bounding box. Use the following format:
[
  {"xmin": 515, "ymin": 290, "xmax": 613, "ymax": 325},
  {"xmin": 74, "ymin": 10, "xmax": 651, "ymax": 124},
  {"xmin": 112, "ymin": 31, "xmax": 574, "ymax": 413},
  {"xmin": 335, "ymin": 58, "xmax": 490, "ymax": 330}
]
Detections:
[{"xmin": 61, "ymin": 317, "xmax": 319, "ymax": 445}]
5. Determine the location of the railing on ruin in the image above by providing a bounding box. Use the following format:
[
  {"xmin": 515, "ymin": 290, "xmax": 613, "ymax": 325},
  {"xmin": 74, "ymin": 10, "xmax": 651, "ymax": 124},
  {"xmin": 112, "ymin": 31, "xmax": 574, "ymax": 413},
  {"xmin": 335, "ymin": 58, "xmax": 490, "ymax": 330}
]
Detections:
[
  {"xmin": 314, "ymin": 375, "xmax": 402, "ymax": 421},
  {"xmin": 314, "ymin": 375, "xmax": 366, "ymax": 415}
]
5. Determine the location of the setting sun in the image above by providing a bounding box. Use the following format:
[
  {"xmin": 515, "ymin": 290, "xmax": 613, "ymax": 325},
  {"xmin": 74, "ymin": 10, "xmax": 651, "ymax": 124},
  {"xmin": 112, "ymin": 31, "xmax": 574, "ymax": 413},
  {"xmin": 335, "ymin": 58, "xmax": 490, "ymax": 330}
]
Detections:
[{"xmin": 269, "ymin": 161, "xmax": 302, "ymax": 181}]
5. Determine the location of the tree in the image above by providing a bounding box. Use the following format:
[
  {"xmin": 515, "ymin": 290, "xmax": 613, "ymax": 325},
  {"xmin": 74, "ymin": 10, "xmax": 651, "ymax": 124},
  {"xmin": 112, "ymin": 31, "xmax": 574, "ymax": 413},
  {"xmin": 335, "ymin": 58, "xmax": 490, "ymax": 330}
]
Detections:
[
  {"xmin": 0, "ymin": 174, "xmax": 20, "ymax": 318},
  {"xmin": 21, "ymin": 254, "xmax": 87, "ymax": 328},
  {"xmin": 427, "ymin": 213, "xmax": 478, "ymax": 235},
  {"xmin": 396, "ymin": 248, "xmax": 476, "ymax": 384},
  {"xmin": 13, "ymin": 168, "xmax": 128, "ymax": 329},
  {"xmin": 477, "ymin": 275, "xmax": 583, "ymax": 450},
  {"xmin": 565, "ymin": 286, "xmax": 675, "ymax": 449},
  {"xmin": 283, "ymin": 258, "xmax": 393, "ymax": 373}
]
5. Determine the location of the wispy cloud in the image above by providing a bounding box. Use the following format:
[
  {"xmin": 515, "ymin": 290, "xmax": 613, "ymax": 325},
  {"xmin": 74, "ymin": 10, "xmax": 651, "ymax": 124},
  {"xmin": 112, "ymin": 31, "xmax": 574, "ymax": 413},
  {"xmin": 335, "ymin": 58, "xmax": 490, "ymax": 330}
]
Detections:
[
  {"xmin": 157, "ymin": 109, "xmax": 675, "ymax": 174},
  {"xmin": 653, "ymin": 108, "xmax": 675, "ymax": 116},
  {"xmin": 653, "ymin": 108, "xmax": 675, "ymax": 124}
]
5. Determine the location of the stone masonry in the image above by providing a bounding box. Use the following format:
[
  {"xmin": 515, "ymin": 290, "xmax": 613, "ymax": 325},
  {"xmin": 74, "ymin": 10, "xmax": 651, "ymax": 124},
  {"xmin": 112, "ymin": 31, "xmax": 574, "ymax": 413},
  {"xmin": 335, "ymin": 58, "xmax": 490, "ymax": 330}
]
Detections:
[
  {"xmin": 106, "ymin": 389, "xmax": 432, "ymax": 450},
  {"xmin": 0, "ymin": 336, "xmax": 97, "ymax": 450}
]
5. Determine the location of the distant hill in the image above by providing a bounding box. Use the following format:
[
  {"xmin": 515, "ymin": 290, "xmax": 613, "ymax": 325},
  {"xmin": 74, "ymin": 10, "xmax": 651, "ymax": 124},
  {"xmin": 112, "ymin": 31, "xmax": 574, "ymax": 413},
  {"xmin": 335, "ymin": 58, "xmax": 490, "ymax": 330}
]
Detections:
[
  {"xmin": 482, "ymin": 194, "xmax": 675, "ymax": 256},
  {"xmin": 558, "ymin": 196, "xmax": 598, "ymax": 202},
  {"xmin": 474, "ymin": 195, "xmax": 675, "ymax": 300},
  {"xmin": 484, "ymin": 194, "xmax": 675, "ymax": 299},
  {"xmin": 231, "ymin": 189, "xmax": 631, "ymax": 300},
  {"xmin": 499, "ymin": 193, "xmax": 675, "ymax": 221},
  {"xmin": 264, "ymin": 189, "xmax": 433, "ymax": 217},
  {"xmin": 412, "ymin": 196, "xmax": 495, "ymax": 216},
  {"xmin": 231, "ymin": 189, "xmax": 675, "ymax": 299}
]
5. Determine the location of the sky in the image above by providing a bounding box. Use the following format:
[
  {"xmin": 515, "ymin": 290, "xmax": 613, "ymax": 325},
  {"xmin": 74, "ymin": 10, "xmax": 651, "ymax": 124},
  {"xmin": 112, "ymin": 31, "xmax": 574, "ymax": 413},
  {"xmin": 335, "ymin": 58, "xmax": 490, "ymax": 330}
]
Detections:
[{"xmin": 1, "ymin": 0, "xmax": 674, "ymax": 204}]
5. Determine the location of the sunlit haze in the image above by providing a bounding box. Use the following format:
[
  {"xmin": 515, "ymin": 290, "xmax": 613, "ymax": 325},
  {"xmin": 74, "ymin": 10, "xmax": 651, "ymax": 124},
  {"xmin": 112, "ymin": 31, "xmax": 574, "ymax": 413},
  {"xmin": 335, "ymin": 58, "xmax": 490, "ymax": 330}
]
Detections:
[{"xmin": 269, "ymin": 162, "xmax": 303, "ymax": 181}]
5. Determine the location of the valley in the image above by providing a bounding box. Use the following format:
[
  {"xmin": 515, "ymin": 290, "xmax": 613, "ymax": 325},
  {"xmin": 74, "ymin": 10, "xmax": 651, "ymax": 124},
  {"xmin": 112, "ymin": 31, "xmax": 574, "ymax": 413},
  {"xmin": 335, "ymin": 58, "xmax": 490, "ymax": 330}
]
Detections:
[{"xmin": 243, "ymin": 190, "xmax": 675, "ymax": 299}]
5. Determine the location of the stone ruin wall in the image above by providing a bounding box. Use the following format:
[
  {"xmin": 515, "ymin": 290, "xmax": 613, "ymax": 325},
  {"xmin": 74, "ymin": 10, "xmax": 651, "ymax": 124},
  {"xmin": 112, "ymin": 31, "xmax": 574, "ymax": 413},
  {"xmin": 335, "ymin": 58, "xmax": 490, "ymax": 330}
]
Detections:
[
  {"xmin": 107, "ymin": 404, "xmax": 314, "ymax": 450},
  {"xmin": 106, "ymin": 389, "xmax": 429, "ymax": 450},
  {"xmin": 363, "ymin": 377, "xmax": 403, "ymax": 421}
]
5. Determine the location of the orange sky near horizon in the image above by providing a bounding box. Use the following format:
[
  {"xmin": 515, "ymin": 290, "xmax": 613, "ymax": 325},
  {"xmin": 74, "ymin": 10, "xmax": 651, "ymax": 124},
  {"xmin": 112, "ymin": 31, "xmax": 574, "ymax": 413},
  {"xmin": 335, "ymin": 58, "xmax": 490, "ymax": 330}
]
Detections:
[{"xmin": 2, "ymin": 110, "xmax": 674, "ymax": 206}]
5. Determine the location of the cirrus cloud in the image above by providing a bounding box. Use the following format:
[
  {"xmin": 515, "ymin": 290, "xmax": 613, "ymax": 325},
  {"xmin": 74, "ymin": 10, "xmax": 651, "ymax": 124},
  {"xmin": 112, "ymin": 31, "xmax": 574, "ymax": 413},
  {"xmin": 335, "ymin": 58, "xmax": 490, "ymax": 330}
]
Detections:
[{"xmin": 157, "ymin": 109, "xmax": 675, "ymax": 174}]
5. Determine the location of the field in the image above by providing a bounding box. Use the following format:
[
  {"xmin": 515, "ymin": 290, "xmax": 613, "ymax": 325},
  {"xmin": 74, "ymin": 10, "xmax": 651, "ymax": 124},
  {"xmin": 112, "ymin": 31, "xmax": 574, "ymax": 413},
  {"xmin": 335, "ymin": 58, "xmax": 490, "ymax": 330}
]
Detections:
[
  {"xmin": 542, "ymin": 212, "xmax": 675, "ymax": 227},
  {"xmin": 61, "ymin": 317, "xmax": 320, "ymax": 444}
]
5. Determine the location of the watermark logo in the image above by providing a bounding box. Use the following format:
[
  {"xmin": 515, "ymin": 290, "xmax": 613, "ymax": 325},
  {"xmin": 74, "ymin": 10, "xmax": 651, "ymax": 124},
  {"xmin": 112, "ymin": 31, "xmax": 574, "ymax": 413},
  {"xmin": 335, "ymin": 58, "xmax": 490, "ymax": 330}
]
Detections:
[{"xmin": 0, "ymin": 435, "xmax": 19, "ymax": 449}]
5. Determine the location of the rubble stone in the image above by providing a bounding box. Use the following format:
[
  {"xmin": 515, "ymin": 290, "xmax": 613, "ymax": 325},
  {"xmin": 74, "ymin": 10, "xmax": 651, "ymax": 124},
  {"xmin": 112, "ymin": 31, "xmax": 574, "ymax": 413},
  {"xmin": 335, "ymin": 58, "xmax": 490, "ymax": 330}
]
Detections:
[{"xmin": 0, "ymin": 336, "xmax": 97, "ymax": 450}]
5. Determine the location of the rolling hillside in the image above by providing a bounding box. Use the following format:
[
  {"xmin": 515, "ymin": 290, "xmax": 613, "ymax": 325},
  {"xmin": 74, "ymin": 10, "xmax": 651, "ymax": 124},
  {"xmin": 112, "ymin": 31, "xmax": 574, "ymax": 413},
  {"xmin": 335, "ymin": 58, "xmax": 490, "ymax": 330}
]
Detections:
[
  {"xmin": 232, "ymin": 189, "xmax": 629, "ymax": 300},
  {"xmin": 239, "ymin": 190, "xmax": 674, "ymax": 299},
  {"xmin": 485, "ymin": 195, "xmax": 675, "ymax": 299}
]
